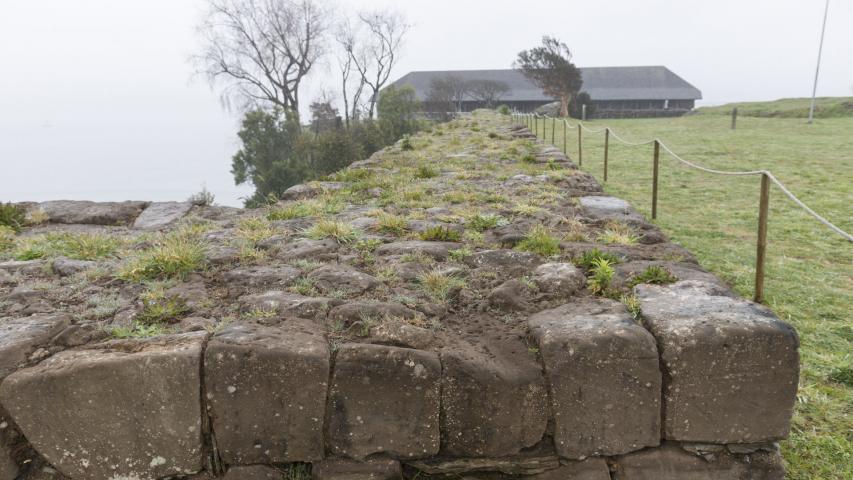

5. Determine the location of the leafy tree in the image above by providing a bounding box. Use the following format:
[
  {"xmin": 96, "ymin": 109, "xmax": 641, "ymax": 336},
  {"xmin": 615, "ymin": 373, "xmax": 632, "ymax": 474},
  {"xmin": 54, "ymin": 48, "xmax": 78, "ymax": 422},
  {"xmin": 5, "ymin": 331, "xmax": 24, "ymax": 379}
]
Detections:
[
  {"xmin": 569, "ymin": 91, "xmax": 595, "ymax": 119},
  {"xmin": 231, "ymin": 109, "xmax": 306, "ymax": 206},
  {"xmin": 515, "ymin": 36, "xmax": 583, "ymax": 117},
  {"xmin": 377, "ymin": 85, "xmax": 420, "ymax": 142}
]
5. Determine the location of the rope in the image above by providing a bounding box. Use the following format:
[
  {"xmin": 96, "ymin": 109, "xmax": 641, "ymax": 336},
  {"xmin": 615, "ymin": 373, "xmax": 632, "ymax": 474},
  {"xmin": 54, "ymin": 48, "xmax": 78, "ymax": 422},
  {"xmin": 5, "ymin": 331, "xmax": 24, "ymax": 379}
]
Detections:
[
  {"xmin": 765, "ymin": 172, "xmax": 853, "ymax": 242},
  {"xmin": 518, "ymin": 113, "xmax": 852, "ymax": 242},
  {"xmin": 608, "ymin": 129, "xmax": 657, "ymax": 147},
  {"xmin": 658, "ymin": 142, "xmax": 765, "ymax": 176}
]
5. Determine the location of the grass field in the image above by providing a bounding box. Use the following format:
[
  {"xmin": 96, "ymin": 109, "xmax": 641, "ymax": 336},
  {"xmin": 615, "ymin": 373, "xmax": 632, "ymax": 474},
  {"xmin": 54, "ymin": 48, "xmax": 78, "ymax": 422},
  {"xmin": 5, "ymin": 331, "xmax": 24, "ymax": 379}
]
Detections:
[
  {"xmin": 696, "ymin": 96, "xmax": 853, "ymax": 118},
  {"xmin": 531, "ymin": 106, "xmax": 852, "ymax": 480}
]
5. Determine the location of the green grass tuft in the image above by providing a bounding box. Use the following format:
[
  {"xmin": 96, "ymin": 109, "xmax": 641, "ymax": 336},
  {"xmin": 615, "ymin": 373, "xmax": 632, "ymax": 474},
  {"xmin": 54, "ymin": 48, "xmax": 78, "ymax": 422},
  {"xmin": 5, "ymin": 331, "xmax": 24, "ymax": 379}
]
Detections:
[
  {"xmin": 515, "ymin": 225, "xmax": 560, "ymax": 256},
  {"xmin": 628, "ymin": 265, "xmax": 678, "ymax": 287},
  {"xmin": 419, "ymin": 226, "xmax": 461, "ymax": 242},
  {"xmin": 305, "ymin": 220, "xmax": 359, "ymax": 244},
  {"xmin": 119, "ymin": 228, "xmax": 207, "ymax": 281},
  {"xmin": 0, "ymin": 203, "xmax": 27, "ymax": 232}
]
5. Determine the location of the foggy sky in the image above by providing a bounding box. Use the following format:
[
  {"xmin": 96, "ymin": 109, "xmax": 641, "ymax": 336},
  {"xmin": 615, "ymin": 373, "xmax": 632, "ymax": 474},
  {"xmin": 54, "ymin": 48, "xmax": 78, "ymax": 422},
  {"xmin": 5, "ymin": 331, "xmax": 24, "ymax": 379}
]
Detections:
[{"xmin": 1, "ymin": 0, "xmax": 850, "ymax": 206}]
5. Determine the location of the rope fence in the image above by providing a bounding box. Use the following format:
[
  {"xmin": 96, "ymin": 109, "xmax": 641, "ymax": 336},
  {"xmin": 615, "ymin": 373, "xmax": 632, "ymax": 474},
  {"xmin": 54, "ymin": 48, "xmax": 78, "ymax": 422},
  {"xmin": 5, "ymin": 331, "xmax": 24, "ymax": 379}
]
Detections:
[{"xmin": 511, "ymin": 112, "xmax": 852, "ymax": 303}]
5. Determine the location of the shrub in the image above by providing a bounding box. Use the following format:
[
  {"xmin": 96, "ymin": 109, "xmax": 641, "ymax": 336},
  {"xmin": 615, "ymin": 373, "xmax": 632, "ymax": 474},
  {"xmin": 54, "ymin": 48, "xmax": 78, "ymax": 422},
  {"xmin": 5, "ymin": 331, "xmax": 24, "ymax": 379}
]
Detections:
[
  {"xmin": 628, "ymin": 265, "xmax": 678, "ymax": 287},
  {"xmin": 400, "ymin": 135, "xmax": 414, "ymax": 151},
  {"xmin": 515, "ymin": 225, "xmax": 561, "ymax": 256},
  {"xmin": 306, "ymin": 220, "xmax": 359, "ymax": 244},
  {"xmin": 497, "ymin": 104, "xmax": 511, "ymax": 115},
  {"xmin": 420, "ymin": 226, "xmax": 462, "ymax": 242},
  {"xmin": 467, "ymin": 213, "xmax": 508, "ymax": 232},
  {"xmin": 521, "ymin": 153, "xmax": 537, "ymax": 163},
  {"xmin": 119, "ymin": 228, "xmax": 207, "ymax": 281},
  {"xmin": 587, "ymin": 257, "xmax": 615, "ymax": 295},
  {"xmin": 188, "ymin": 185, "xmax": 215, "ymax": 206},
  {"xmin": 414, "ymin": 164, "xmax": 439, "ymax": 179},
  {"xmin": 0, "ymin": 203, "xmax": 26, "ymax": 232},
  {"xmin": 575, "ymin": 248, "xmax": 621, "ymax": 270}
]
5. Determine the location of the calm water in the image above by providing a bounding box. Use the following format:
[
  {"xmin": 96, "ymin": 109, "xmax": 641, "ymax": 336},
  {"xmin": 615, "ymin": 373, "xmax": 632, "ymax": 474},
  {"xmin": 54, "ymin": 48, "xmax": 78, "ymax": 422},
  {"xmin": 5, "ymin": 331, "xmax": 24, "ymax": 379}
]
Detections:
[{"xmin": 0, "ymin": 96, "xmax": 254, "ymax": 208}]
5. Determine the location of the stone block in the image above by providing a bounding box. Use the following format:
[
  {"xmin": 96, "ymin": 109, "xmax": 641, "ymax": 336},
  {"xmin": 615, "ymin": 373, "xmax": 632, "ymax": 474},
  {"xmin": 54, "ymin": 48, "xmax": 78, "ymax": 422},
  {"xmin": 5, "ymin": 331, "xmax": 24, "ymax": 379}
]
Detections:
[
  {"xmin": 205, "ymin": 319, "xmax": 329, "ymax": 464},
  {"xmin": 529, "ymin": 298, "xmax": 661, "ymax": 458},
  {"xmin": 611, "ymin": 443, "xmax": 785, "ymax": 480},
  {"xmin": 0, "ymin": 333, "xmax": 205, "ymax": 480},
  {"xmin": 311, "ymin": 457, "xmax": 401, "ymax": 480},
  {"xmin": 635, "ymin": 281, "xmax": 799, "ymax": 443},
  {"xmin": 440, "ymin": 336, "xmax": 548, "ymax": 457},
  {"xmin": 326, "ymin": 344, "xmax": 441, "ymax": 460},
  {"xmin": 0, "ymin": 314, "xmax": 70, "ymax": 380},
  {"xmin": 528, "ymin": 458, "xmax": 611, "ymax": 480},
  {"xmin": 132, "ymin": 201, "xmax": 193, "ymax": 230}
]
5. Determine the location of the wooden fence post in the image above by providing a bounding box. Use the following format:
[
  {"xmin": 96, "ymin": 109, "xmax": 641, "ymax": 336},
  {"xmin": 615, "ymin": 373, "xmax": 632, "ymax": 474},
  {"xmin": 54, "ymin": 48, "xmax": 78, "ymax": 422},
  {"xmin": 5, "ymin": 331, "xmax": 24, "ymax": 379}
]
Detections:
[
  {"xmin": 577, "ymin": 124, "xmax": 582, "ymax": 167},
  {"xmin": 652, "ymin": 140, "xmax": 660, "ymax": 219},
  {"xmin": 731, "ymin": 107, "xmax": 738, "ymax": 130},
  {"xmin": 551, "ymin": 117, "xmax": 555, "ymax": 144},
  {"xmin": 754, "ymin": 173, "xmax": 770, "ymax": 303},
  {"xmin": 582, "ymin": 104, "xmax": 587, "ymax": 121},
  {"xmin": 603, "ymin": 128, "xmax": 610, "ymax": 182}
]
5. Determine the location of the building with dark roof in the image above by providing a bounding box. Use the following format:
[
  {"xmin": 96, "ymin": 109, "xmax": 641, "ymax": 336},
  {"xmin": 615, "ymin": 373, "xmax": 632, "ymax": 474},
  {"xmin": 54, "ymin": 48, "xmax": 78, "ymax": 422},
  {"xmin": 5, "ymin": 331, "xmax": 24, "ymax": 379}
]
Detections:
[{"xmin": 387, "ymin": 66, "xmax": 702, "ymax": 118}]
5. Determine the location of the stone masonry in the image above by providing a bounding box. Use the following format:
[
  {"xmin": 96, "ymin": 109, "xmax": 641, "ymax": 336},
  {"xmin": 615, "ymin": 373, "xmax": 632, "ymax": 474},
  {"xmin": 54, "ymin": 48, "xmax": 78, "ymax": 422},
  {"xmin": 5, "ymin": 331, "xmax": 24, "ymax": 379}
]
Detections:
[{"xmin": 0, "ymin": 112, "xmax": 798, "ymax": 479}]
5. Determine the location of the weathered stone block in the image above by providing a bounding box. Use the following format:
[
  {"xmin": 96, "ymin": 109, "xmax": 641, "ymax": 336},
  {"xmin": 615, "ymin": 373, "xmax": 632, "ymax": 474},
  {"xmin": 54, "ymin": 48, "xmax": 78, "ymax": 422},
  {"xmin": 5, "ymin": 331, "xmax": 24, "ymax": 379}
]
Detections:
[
  {"xmin": 222, "ymin": 465, "xmax": 285, "ymax": 479},
  {"xmin": 407, "ymin": 444, "xmax": 559, "ymax": 476},
  {"xmin": 0, "ymin": 333, "xmax": 205, "ymax": 480},
  {"xmin": 0, "ymin": 440, "xmax": 17, "ymax": 480},
  {"xmin": 529, "ymin": 299, "xmax": 661, "ymax": 458},
  {"xmin": 205, "ymin": 319, "xmax": 329, "ymax": 464},
  {"xmin": 0, "ymin": 314, "xmax": 70, "ymax": 380},
  {"xmin": 440, "ymin": 337, "xmax": 548, "ymax": 457},
  {"xmin": 311, "ymin": 457, "xmax": 401, "ymax": 480},
  {"xmin": 307, "ymin": 263, "xmax": 379, "ymax": 294},
  {"xmin": 635, "ymin": 281, "xmax": 799, "ymax": 444},
  {"xmin": 327, "ymin": 344, "xmax": 441, "ymax": 460},
  {"xmin": 611, "ymin": 443, "xmax": 785, "ymax": 480},
  {"xmin": 531, "ymin": 262, "xmax": 586, "ymax": 296},
  {"xmin": 528, "ymin": 458, "xmax": 611, "ymax": 480},
  {"xmin": 239, "ymin": 291, "xmax": 336, "ymax": 320},
  {"xmin": 39, "ymin": 200, "xmax": 148, "ymax": 225},
  {"xmin": 132, "ymin": 201, "xmax": 193, "ymax": 230}
]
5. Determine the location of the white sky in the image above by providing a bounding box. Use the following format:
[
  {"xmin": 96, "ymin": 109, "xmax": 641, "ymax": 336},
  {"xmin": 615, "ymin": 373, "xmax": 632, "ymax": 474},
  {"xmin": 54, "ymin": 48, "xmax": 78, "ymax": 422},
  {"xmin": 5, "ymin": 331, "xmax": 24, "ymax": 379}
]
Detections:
[{"xmin": 1, "ymin": 0, "xmax": 851, "ymax": 206}]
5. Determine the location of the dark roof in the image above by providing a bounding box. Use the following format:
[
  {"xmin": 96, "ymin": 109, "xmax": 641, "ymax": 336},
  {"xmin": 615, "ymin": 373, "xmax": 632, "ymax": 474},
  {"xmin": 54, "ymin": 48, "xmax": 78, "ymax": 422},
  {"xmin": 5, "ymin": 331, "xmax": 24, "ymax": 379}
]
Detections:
[{"xmin": 388, "ymin": 66, "xmax": 702, "ymax": 102}]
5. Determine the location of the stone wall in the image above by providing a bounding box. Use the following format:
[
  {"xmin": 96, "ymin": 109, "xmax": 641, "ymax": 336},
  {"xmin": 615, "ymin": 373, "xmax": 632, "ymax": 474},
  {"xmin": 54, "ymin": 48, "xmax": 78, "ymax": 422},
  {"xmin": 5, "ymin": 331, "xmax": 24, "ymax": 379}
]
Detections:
[{"xmin": 0, "ymin": 112, "xmax": 798, "ymax": 480}]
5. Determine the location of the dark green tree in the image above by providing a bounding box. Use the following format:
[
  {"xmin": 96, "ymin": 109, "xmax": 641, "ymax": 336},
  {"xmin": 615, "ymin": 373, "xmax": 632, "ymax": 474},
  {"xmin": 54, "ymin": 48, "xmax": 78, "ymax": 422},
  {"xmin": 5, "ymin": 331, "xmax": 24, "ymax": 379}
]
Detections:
[
  {"xmin": 231, "ymin": 109, "xmax": 306, "ymax": 206},
  {"xmin": 514, "ymin": 36, "xmax": 583, "ymax": 117},
  {"xmin": 377, "ymin": 85, "xmax": 420, "ymax": 143}
]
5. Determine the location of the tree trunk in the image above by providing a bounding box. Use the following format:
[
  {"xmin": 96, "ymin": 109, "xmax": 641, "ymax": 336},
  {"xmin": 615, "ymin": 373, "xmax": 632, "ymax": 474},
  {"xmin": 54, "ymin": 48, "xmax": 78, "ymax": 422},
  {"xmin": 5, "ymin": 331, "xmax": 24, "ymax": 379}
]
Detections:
[{"xmin": 560, "ymin": 95, "xmax": 569, "ymax": 117}]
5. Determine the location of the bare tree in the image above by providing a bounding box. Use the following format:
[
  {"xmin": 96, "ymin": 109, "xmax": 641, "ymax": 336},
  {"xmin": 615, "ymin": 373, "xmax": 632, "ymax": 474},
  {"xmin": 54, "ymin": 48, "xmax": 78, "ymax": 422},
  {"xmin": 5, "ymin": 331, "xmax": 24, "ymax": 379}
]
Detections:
[
  {"xmin": 426, "ymin": 75, "xmax": 468, "ymax": 115},
  {"xmin": 334, "ymin": 19, "xmax": 367, "ymax": 126},
  {"xmin": 467, "ymin": 79, "xmax": 510, "ymax": 108},
  {"xmin": 194, "ymin": 0, "xmax": 329, "ymax": 119},
  {"xmin": 346, "ymin": 10, "xmax": 410, "ymax": 119}
]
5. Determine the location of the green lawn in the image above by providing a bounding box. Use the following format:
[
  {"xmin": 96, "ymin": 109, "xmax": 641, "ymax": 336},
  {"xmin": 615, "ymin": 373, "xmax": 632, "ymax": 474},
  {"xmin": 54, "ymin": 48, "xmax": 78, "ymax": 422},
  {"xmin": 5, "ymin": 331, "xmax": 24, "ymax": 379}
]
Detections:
[
  {"xmin": 530, "ymin": 109, "xmax": 852, "ymax": 480},
  {"xmin": 697, "ymin": 96, "xmax": 853, "ymax": 118}
]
